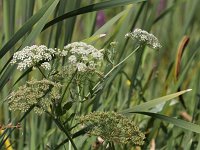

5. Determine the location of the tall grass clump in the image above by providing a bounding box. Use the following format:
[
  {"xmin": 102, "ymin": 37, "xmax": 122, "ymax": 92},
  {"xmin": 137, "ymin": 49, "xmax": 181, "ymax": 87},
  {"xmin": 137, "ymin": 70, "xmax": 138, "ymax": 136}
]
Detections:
[{"xmin": 0, "ymin": 0, "xmax": 200, "ymax": 149}]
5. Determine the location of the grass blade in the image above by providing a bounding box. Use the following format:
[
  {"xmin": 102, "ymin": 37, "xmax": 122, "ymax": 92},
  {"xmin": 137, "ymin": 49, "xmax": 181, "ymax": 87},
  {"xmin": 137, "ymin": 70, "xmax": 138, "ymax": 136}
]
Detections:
[
  {"xmin": 131, "ymin": 111, "xmax": 200, "ymax": 133},
  {"xmin": 122, "ymin": 89, "xmax": 192, "ymax": 113},
  {"xmin": 43, "ymin": 0, "xmax": 146, "ymax": 30},
  {"xmin": 0, "ymin": 0, "xmax": 55, "ymax": 58},
  {"xmin": 20, "ymin": 0, "xmax": 59, "ymax": 48},
  {"xmin": 93, "ymin": 9, "xmax": 127, "ymax": 35}
]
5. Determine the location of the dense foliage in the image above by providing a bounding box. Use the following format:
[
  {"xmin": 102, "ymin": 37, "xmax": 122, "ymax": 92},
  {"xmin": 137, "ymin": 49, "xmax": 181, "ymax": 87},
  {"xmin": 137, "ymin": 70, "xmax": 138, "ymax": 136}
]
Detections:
[{"xmin": 0, "ymin": 0, "xmax": 199, "ymax": 149}]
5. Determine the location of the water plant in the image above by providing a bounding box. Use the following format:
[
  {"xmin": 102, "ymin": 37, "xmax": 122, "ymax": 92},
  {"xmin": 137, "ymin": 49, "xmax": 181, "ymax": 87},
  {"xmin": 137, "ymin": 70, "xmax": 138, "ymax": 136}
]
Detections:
[{"xmin": 0, "ymin": 1, "xmax": 199, "ymax": 149}]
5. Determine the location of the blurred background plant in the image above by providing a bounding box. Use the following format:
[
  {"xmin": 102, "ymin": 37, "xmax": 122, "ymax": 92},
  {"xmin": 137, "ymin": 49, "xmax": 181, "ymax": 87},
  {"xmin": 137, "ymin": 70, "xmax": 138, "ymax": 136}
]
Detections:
[{"xmin": 0, "ymin": 0, "xmax": 200, "ymax": 149}]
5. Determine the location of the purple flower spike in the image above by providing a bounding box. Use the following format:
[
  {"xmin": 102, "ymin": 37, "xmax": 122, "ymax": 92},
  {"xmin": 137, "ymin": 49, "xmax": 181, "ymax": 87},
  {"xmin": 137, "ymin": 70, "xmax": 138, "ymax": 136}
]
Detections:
[
  {"xmin": 96, "ymin": 10, "xmax": 106, "ymax": 27},
  {"xmin": 157, "ymin": 0, "xmax": 167, "ymax": 16}
]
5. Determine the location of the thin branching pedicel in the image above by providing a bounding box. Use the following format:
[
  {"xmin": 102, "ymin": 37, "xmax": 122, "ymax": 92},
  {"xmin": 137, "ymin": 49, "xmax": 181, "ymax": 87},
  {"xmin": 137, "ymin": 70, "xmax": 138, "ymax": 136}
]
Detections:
[
  {"xmin": 125, "ymin": 28, "xmax": 162, "ymax": 49},
  {"xmin": 79, "ymin": 111, "xmax": 145, "ymax": 145}
]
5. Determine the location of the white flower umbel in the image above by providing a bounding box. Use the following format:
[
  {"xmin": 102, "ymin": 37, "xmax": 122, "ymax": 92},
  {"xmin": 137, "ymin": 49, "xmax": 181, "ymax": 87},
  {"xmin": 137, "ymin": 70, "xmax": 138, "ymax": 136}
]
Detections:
[
  {"xmin": 63, "ymin": 42, "xmax": 103, "ymax": 60},
  {"xmin": 8, "ymin": 79, "xmax": 62, "ymax": 114},
  {"xmin": 92, "ymin": 51, "xmax": 103, "ymax": 60},
  {"xmin": 63, "ymin": 42, "xmax": 104, "ymax": 72},
  {"xmin": 60, "ymin": 50, "xmax": 68, "ymax": 56},
  {"xmin": 76, "ymin": 63, "xmax": 87, "ymax": 72},
  {"xmin": 125, "ymin": 28, "xmax": 162, "ymax": 49},
  {"xmin": 68, "ymin": 55, "xmax": 77, "ymax": 64},
  {"xmin": 11, "ymin": 45, "xmax": 56, "ymax": 71},
  {"xmin": 41, "ymin": 62, "xmax": 51, "ymax": 70}
]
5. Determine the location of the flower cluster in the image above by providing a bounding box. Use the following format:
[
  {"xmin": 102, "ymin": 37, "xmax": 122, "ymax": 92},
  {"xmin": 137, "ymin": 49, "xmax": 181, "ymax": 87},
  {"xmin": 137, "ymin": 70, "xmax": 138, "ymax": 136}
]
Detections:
[
  {"xmin": 11, "ymin": 42, "xmax": 104, "ymax": 74},
  {"xmin": 125, "ymin": 28, "xmax": 162, "ymax": 49},
  {"xmin": 60, "ymin": 42, "xmax": 104, "ymax": 72},
  {"xmin": 79, "ymin": 111, "xmax": 145, "ymax": 145},
  {"xmin": 11, "ymin": 45, "xmax": 56, "ymax": 71},
  {"xmin": 8, "ymin": 79, "xmax": 62, "ymax": 114}
]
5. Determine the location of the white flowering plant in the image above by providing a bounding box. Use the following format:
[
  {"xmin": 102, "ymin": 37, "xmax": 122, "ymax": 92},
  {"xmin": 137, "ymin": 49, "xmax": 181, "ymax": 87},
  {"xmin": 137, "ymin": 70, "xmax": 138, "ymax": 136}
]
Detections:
[
  {"xmin": 7, "ymin": 29, "xmax": 162, "ymax": 149},
  {"xmin": 9, "ymin": 42, "xmax": 106, "ymax": 115},
  {"xmin": 11, "ymin": 45, "xmax": 56, "ymax": 71},
  {"xmin": 125, "ymin": 28, "xmax": 162, "ymax": 49},
  {"xmin": 1, "ymin": 0, "xmax": 198, "ymax": 149}
]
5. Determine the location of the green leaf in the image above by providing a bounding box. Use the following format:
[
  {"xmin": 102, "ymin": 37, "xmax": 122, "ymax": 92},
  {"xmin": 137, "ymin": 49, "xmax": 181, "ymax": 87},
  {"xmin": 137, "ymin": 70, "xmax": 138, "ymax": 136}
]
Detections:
[
  {"xmin": 0, "ymin": 66, "xmax": 15, "ymax": 91},
  {"xmin": 130, "ymin": 111, "xmax": 200, "ymax": 134},
  {"xmin": 182, "ymin": 0, "xmax": 199, "ymax": 34},
  {"xmin": 122, "ymin": 89, "xmax": 192, "ymax": 113},
  {"xmin": 153, "ymin": 5, "xmax": 175, "ymax": 24},
  {"xmin": 82, "ymin": 9, "xmax": 126, "ymax": 43},
  {"xmin": 173, "ymin": 50, "xmax": 198, "ymax": 91},
  {"xmin": 43, "ymin": 0, "xmax": 146, "ymax": 30},
  {"xmin": 20, "ymin": 0, "xmax": 59, "ymax": 48},
  {"xmin": 93, "ymin": 9, "xmax": 127, "ymax": 35},
  {"xmin": 0, "ymin": 0, "xmax": 55, "ymax": 58},
  {"xmin": 12, "ymin": 68, "xmax": 33, "ymax": 86},
  {"xmin": 66, "ymin": 113, "xmax": 76, "ymax": 123},
  {"xmin": 0, "ymin": 0, "xmax": 59, "ymax": 92},
  {"xmin": 63, "ymin": 101, "xmax": 73, "ymax": 111}
]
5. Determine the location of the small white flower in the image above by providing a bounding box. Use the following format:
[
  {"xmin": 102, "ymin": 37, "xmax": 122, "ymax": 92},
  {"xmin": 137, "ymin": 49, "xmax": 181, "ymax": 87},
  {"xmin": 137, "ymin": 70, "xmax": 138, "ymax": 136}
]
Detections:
[
  {"xmin": 41, "ymin": 62, "xmax": 51, "ymax": 70},
  {"xmin": 64, "ymin": 42, "xmax": 102, "ymax": 57},
  {"xmin": 60, "ymin": 50, "xmax": 68, "ymax": 56},
  {"xmin": 23, "ymin": 58, "xmax": 32, "ymax": 67},
  {"xmin": 33, "ymin": 54, "xmax": 43, "ymax": 62},
  {"xmin": 81, "ymin": 56, "xmax": 88, "ymax": 61},
  {"xmin": 76, "ymin": 48, "xmax": 87, "ymax": 55},
  {"xmin": 47, "ymin": 48, "xmax": 56, "ymax": 55},
  {"xmin": 70, "ymin": 48, "xmax": 77, "ymax": 54},
  {"xmin": 76, "ymin": 63, "xmax": 87, "ymax": 72},
  {"xmin": 44, "ymin": 53, "xmax": 53, "ymax": 61},
  {"xmin": 68, "ymin": 55, "xmax": 77, "ymax": 64},
  {"xmin": 125, "ymin": 33, "xmax": 131, "ymax": 38},
  {"xmin": 17, "ymin": 62, "xmax": 27, "ymax": 71},
  {"xmin": 11, "ymin": 45, "xmax": 56, "ymax": 71},
  {"xmin": 88, "ymin": 61, "xmax": 96, "ymax": 69},
  {"xmin": 125, "ymin": 28, "xmax": 162, "ymax": 49},
  {"xmin": 92, "ymin": 51, "xmax": 103, "ymax": 60},
  {"xmin": 62, "ymin": 42, "xmax": 104, "ymax": 72}
]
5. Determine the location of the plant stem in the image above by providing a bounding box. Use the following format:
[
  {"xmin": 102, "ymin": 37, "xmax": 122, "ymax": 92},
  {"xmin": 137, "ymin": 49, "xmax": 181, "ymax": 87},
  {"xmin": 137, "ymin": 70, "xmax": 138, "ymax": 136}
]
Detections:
[
  {"xmin": 37, "ymin": 67, "xmax": 47, "ymax": 78},
  {"xmin": 53, "ymin": 118, "xmax": 78, "ymax": 150},
  {"xmin": 44, "ymin": 109, "xmax": 77, "ymax": 149},
  {"xmin": 61, "ymin": 70, "xmax": 77, "ymax": 102},
  {"xmin": 54, "ymin": 126, "xmax": 91, "ymax": 150},
  {"xmin": 83, "ymin": 46, "xmax": 140, "ymax": 101},
  {"xmin": 104, "ymin": 46, "xmax": 140, "ymax": 79}
]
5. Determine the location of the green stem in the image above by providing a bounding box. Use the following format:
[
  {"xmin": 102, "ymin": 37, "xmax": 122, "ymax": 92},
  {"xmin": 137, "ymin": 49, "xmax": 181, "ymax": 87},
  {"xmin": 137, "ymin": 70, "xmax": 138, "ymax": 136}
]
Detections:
[
  {"xmin": 53, "ymin": 118, "xmax": 77, "ymax": 150},
  {"xmin": 83, "ymin": 46, "xmax": 140, "ymax": 101},
  {"xmin": 105, "ymin": 45, "xmax": 140, "ymax": 78},
  {"xmin": 44, "ymin": 110, "xmax": 77, "ymax": 150},
  {"xmin": 38, "ymin": 67, "xmax": 47, "ymax": 78},
  {"xmin": 110, "ymin": 142, "xmax": 115, "ymax": 150},
  {"xmin": 53, "ymin": 126, "xmax": 91, "ymax": 150},
  {"xmin": 61, "ymin": 70, "xmax": 77, "ymax": 102}
]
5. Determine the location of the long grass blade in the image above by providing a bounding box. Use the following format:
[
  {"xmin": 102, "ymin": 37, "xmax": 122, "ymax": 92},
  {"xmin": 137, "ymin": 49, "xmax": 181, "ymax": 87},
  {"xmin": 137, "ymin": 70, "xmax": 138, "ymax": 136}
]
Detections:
[
  {"xmin": 43, "ymin": 0, "xmax": 146, "ymax": 30},
  {"xmin": 130, "ymin": 111, "xmax": 200, "ymax": 133},
  {"xmin": 122, "ymin": 89, "xmax": 192, "ymax": 113}
]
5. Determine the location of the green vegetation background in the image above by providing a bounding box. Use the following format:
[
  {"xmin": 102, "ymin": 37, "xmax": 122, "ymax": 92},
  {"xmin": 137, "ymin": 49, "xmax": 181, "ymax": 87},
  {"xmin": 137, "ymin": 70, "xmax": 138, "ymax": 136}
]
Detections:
[{"xmin": 0, "ymin": 0, "xmax": 199, "ymax": 149}]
